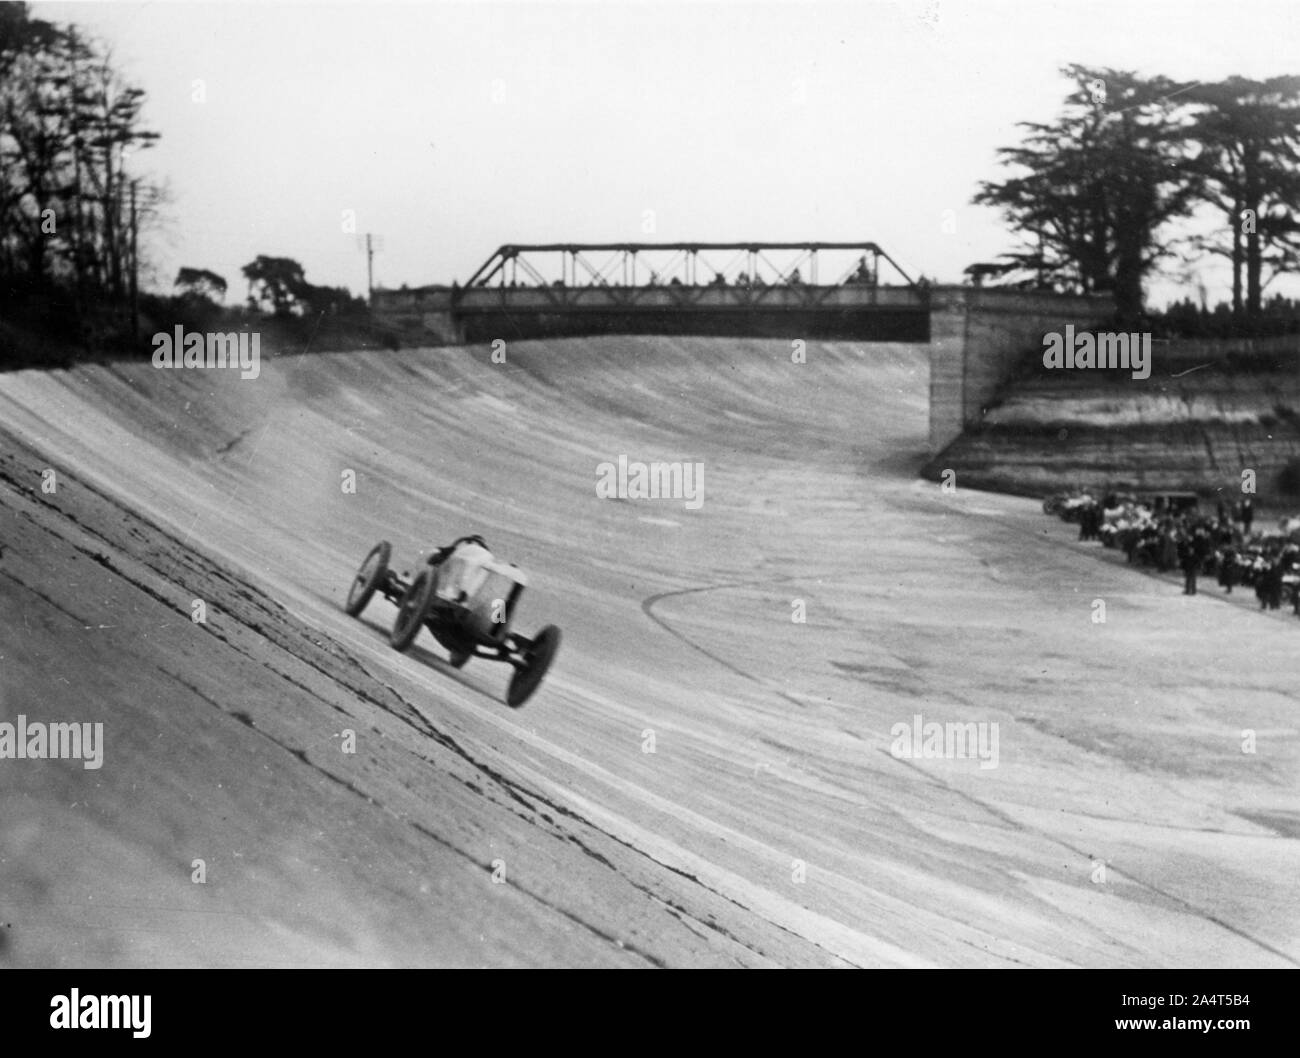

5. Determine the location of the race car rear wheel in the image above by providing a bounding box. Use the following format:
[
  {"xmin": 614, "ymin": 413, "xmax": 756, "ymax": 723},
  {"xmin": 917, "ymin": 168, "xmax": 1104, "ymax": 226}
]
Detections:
[
  {"xmin": 390, "ymin": 568, "xmax": 435, "ymax": 652},
  {"xmin": 345, "ymin": 541, "xmax": 391, "ymax": 617},
  {"xmin": 506, "ymin": 625, "xmax": 561, "ymax": 708}
]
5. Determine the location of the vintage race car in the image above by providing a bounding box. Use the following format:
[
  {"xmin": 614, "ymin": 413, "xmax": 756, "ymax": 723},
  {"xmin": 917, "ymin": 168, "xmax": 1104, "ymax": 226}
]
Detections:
[
  {"xmin": 343, "ymin": 539, "xmax": 561, "ymax": 708},
  {"xmin": 1042, "ymin": 492, "xmax": 1094, "ymax": 522}
]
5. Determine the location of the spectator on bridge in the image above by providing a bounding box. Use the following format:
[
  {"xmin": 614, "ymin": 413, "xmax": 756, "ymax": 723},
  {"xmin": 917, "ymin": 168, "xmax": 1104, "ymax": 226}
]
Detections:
[
  {"xmin": 709, "ymin": 272, "xmax": 727, "ymax": 287},
  {"xmin": 848, "ymin": 255, "xmax": 874, "ymax": 286},
  {"xmin": 788, "ymin": 268, "xmax": 803, "ymax": 286}
]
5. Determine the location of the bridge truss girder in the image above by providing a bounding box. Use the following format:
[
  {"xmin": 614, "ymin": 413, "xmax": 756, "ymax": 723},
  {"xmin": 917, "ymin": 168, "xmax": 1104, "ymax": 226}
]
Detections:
[{"xmin": 458, "ymin": 241, "xmax": 918, "ymax": 311}]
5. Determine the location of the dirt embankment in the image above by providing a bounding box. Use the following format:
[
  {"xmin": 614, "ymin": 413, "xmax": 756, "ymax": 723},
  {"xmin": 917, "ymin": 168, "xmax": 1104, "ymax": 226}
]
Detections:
[{"xmin": 930, "ymin": 348, "xmax": 1300, "ymax": 509}]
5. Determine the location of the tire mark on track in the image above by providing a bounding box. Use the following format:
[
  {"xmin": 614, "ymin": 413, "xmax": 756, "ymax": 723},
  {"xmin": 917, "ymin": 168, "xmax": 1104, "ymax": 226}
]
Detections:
[
  {"xmin": 642, "ymin": 577, "xmax": 1300, "ymax": 967},
  {"xmin": 641, "ymin": 576, "xmax": 812, "ymax": 714}
]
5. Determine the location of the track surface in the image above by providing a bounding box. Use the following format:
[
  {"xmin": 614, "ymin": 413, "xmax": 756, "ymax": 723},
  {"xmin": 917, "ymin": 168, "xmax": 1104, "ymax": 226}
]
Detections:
[{"xmin": 1, "ymin": 336, "xmax": 1296, "ymax": 967}]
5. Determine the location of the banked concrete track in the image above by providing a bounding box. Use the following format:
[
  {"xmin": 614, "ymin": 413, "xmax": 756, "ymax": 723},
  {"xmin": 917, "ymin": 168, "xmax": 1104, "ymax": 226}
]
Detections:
[{"xmin": 0, "ymin": 336, "xmax": 1296, "ymax": 967}]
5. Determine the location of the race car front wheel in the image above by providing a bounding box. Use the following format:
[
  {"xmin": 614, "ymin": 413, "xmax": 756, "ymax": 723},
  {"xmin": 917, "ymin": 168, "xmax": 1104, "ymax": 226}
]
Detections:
[
  {"xmin": 345, "ymin": 541, "xmax": 391, "ymax": 617},
  {"xmin": 390, "ymin": 568, "xmax": 435, "ymax": 652}
]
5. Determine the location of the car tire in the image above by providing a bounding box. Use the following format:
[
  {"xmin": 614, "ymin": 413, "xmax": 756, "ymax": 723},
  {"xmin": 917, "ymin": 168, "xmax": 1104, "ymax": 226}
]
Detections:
[
  {"xmin": 506, "ymin": 625, "xmax": 561, "ymax": 708},
  {"xmin": 345, "ymin": 541, "xmax": 391, "ymax": 617},
  {"xmin": 390, "ymin": 568, "xmax": 435, "ymax": 652}
]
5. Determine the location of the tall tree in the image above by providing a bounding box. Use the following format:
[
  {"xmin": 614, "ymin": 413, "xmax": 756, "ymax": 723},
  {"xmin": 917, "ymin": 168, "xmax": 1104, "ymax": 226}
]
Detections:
[
  {"xmin": 1186, "ymin": 76, "xmax": 1300, "ymax": 318},
  {"xmin": 974, "ymin": 65, "xmax": 1204, "ymax": 321},
  {"xmin": 242, "ymin": 255, "xmax": 308, "ymax": 316},
  {"xmin": 175, "ymin": 265, "xmax": 227, "ymax": 303},
  {"xmin": 0, "ymin": 3, "xmax": 157, "ymax": 301},
  {"xmin": 0, "ymin": 5, "xmax": 68, "ymax": 287},
  {"xmin": 78, "ymin": 50, "xmax": 158, "ymax": 298}
]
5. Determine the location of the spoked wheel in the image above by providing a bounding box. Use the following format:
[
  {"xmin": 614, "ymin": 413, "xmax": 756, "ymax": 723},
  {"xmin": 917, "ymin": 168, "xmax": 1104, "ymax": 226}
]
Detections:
[
  {"xmin": 506, "ymin": 625, "xmax": 561, "ymax": 708},
  {"xmin": 390, "ymin": 568, "xmax": 435, "ymax": 652},
  {"xmin": 345, "ymin": 541, "xmax": 391, "ymax": 617}
]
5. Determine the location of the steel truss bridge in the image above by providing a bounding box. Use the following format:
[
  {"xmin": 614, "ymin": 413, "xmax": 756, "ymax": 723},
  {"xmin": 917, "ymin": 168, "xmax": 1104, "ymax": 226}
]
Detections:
[{"xmin": 432, "ymin": 242, "xmax": 930, "ymax": 342}]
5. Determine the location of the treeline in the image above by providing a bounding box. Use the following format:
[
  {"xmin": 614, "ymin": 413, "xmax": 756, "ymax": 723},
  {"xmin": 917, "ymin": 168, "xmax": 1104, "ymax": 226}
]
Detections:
[
  {"xmin": 171, "ymin": 256, "xmax": 366, "ymax": 320},
  {"xmin": 1148, "ymin": 295, "xmax": 1300, "ymax": 340},
  {"xmin": 972, "ymin": 65, "xmax": 1300, "ymax": 325},
  {"xmin": 0, "ymin": 4, "xmax": 378, "ymax": 365},
  {"xmin": 0, "ymin": 2, "xmax": 157, "ymax": 307},
  {"xmin": 237, "ymin": 255, "xmax": 366, "ymax": 318}
]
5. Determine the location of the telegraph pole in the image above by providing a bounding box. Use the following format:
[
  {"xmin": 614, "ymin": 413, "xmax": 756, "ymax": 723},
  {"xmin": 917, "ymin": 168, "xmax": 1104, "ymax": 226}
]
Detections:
[
  {"xmin": 129, "ymin": 180, "xmax": 139, "ymax": 340},
  {"xmin": 366, "ymin": 233, "xmax": 374, "ymax": 302},
  {"xmin": 364, "ymin": 233, "xmax": 383, "ymax": 304}
]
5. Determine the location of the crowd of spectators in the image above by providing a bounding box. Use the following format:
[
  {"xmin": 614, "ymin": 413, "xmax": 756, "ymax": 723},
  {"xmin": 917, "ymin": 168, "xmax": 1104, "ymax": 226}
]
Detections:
[{"xmin": 1049, "ymin": 491, "xmax": 1300, "ymax": 609}]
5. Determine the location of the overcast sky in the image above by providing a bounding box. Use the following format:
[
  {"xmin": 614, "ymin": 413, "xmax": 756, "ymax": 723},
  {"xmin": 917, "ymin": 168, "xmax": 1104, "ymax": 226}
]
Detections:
[{"xmin": 40, "ymin": 0, "xmax": 1300, "ymax": 306}]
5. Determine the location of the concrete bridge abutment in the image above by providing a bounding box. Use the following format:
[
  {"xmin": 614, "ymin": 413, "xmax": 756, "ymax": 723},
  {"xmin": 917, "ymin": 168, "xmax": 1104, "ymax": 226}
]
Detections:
[{"xmin": 927, "ymin": 286, "xmax": 1114, "ymax": 456}]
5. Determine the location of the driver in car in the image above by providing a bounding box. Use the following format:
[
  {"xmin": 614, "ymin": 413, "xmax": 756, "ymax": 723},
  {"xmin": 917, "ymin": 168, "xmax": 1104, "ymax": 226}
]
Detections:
[{"xmin": 426, "ymin": 534, "xmax": 494, "ymax": 604}]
